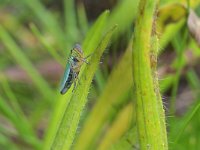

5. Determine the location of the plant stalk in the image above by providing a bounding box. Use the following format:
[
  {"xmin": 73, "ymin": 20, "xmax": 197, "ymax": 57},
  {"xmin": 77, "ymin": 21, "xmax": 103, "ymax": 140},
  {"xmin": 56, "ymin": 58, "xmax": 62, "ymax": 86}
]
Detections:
[{"xmin": 132, "ymin": 0, "xmax": 168, "ymax": 149}]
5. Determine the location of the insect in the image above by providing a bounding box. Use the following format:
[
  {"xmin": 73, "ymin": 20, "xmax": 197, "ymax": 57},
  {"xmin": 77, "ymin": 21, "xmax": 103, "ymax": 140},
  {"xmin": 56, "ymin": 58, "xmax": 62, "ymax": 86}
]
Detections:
[{"xmin": 60, "ymin": 44, "xmax": 88, "ymax": 95}]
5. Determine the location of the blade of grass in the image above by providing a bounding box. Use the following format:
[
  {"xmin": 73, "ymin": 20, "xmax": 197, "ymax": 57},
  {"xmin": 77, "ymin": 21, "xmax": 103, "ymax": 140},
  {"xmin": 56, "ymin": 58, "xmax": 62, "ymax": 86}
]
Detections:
[
  {"xmin": 74, "ymin": 41, "xmax": 133, "ymax": 150},
  {"xmin": 0, "ymin": 25, "xmax": 54, "ymax": 104},
  {"xmin": 107, "ymin": 0, "xmax": 139, "ymax": 36},
  {"xmin": 64, "ymin": 0, "xmax": 79, "ymax": 43},
  {"xmin": 110, "ymin": 127, "xmax": 138, "ymax": 150},
  {"xmin": 19, "ymin": 0, "xmax": 69, "ymax": 50},
  {"xmin": 0, "ymin": 133, "xmax": 19, "ymax": 150},
  {"xmin": 132, "ymin": 0, "xmax": 168, "ymax": 149},
  {"xmin": 81, "ymin": 10, "xmax": 109, "ymax": 93},
  {"xmin": 0, "ymin": 116, "xmax": 17, "ymax": 136},
  {"xmin": 0, "ymin": 75, "xmax": 38, "ymax": 139},
  {"xmin": 42, "ymin": 11, "xmax": 111, "ymax": 150},
  {"xmin": 77, "ymin": 2, "xmax": 89, "ymax": 36},
  {"xmin": 0, "ymin": 95, "xmax": 41, "ymax": 149},
  {"xmin": 1, "ymin": 75, "xmax": 25, "ymax": 118},
  {"xmin": 170, "ymin": 70, "xmax": 200, "ymax": 144},
  {"xmin": 74, "ymin": 3, "xmax": 196, "ymax": 148},
  {"xmin": 186, "ymin": 69, "xmax": 200, "ymax": 90},
  {"xmin": 1, "ymin": 73, "xmax": 50, "ymax": 129},
  {"xmin": 0, "ymin": 95, "xmax": 20, "ymax": 129},
  {"xmin": 159, "ymin": 19, "xmax": 185, "ymax": 52},
  {"xmin": 50, "ymin": 25, "xmax": 117, "ymax": 150},
  {"xmin": 173, "ymin": 99, "xmax": 200, "ymax": 144},
  {"xmin": 97, "ymin": 103, "xmax": 134, "ymax": 150},
  {"xmin": 42, "ymin": 89, "xmax": 74, "ymax": 150},
  {"xmin": 83, "ymin": 10, "xmax": 110, "ymax": 55},
  {"xmin": 160, "ymin": 74, "xmax": 174, "ymax": 93},
  {"xmin": 74, "ymin": 2, "xmax": 188, "ymax": 148},
  {"xmin": 30, "ymin": 23, "xmax": 64, "ymax": 65},
  {"xmin": 74, "ymin": 15, "xmax": 182, "ymax": 148},
  {"xmin": 95, "ymin": 68, "xmax": 106, "ymax": 93},
  {"xmin": 83, "ymin": 10, "xmax": 109, "ymax": 95},
  {"xmin": 169, "ymin": 30, "xmax": 188, "ymax": 114}
]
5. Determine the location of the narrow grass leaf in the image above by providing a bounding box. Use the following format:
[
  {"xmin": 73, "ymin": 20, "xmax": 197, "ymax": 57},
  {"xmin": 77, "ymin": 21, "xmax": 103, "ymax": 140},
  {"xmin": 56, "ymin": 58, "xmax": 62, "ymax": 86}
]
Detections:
[
  {"xmin": 0, "ymin": 95, "xmax": 19, "ymax": 125},
  {"xmin": 0, "ymin": 133, "xmax": 19, "ymax": 150},
  {"xmin": 30, "ymin": 24, "xmax": 64, "ymax": 65},
  {"xmin": 110, "ymin": 127, "xmax": 137, "ymax": 150},
  {"xmin": 74, "ymin": 42, "xmax": 133, "ymax": 150},
  {"xmin": 83, "ymin": 10, "xmax": 109, "ymax": 55},
  {"xmin": 64, "ymin": 0, "xmax": 79, "ymax": 43},
  {"xmin": 97, "ymin": 103, "xmax": 134, "ymax": 150},
  {"xmin": 0, "ymin": 25, "xmax": 54, "ymax": 104},
  {"xmin": 107, "ymin": 0, "xmax": 139, "ymax": 36},
  {"xmin": 0, "ymin": 96, "xmax": 41, "ymax": 149},
  {"xmin": 169, "ymin": 70, "xmax": 200, "ymax": 144},
  {"xmin": 159, "ymin": 19, "xmax": 185, "ymax": 53},
  {"xmin": 169, "ymin": 30, "xmax": 188, "ymax": 114},
  {"xmin": 173, "ymin": 99, "xmax": 200, "ymax": 144},
  {"xmin": 77, "ymin": 3, "xmax": 89, "ymax": 35},
  {"xmin": 82, "ymin": 10, "xmax": 109, "ymax": 93},
  {"xmin": 186, "ymin": 69, "xmax": 200, "ymax": 89},
  {"xmin": 19, "ymin": 0, "xmax": 68, "ymax": 50},
  {"xmin": 74, "ymin": 16, "xmax": 181, "ymax": 148},
  {"xmin": 95, "ymin": 68, "xmax": 106, "ymax": 93},
  {"xmin": 50, "ymin": 25, "xmax": 117, "ymax": 150},
  {"xmin": 43, "ymin": 11, "xmax": 110, "ymax": 150},
  {"xmin": 0, "ymin": 76, "xmax": 39, "ymax": 143}
]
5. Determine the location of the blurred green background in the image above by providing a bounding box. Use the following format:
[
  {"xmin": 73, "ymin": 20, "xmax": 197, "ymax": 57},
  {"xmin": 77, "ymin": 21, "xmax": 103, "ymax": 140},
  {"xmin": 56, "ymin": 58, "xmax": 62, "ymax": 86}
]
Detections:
[{"xmin": 0, "ymin": 0, "xmax": 200, "ymax": 150}]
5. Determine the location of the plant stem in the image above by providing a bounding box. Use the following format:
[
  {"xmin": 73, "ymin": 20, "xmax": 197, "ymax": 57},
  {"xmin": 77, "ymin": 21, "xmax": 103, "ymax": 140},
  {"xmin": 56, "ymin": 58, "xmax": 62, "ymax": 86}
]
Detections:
[{"xmin": 132, "ymin": 0, "xmax": 168, "ymax": 149}]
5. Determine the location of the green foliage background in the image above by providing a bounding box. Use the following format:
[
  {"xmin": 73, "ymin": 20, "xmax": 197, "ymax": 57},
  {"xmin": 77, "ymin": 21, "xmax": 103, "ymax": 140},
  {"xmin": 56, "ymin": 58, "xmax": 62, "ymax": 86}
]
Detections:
[{"xmin": 0, "ymin": 0, "xmax": 200, "ymax": 150}]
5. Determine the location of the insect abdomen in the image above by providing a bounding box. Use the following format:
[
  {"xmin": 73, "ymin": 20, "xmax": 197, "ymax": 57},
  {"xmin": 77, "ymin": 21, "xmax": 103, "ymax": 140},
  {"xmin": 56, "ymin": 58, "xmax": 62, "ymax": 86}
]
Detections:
[{"xmin": 60, "ymin": 68, "xmax": 74, "ymax": 94}]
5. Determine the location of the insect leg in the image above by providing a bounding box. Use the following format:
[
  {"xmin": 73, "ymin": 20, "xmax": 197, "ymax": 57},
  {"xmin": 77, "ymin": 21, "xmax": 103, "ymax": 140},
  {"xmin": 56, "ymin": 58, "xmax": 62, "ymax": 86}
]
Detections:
[
  {"xmin": 82, "ymin": 53, "xmax": 93, "ymax": 64},
  {"xmin": 81, "ymin": 58, "xmax": 89, "ymax": 64},
  {"xmin": 84, "ymin": 53, "xmax": 93, "ymax": 59},
  {"xmin": 76, "ymin": 74, "xmax": 81, "ymax": 85},
  {"xmin": 72, "ymin": 71, "xmax": 78, "ymax": 92}
]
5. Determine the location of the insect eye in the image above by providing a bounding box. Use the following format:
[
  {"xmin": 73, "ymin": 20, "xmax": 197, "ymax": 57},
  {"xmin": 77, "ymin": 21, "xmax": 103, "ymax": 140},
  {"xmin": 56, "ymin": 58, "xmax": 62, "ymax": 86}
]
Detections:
[{"xmin": 73, "ymin": 57, "xmax": 78, "ymax": 62}]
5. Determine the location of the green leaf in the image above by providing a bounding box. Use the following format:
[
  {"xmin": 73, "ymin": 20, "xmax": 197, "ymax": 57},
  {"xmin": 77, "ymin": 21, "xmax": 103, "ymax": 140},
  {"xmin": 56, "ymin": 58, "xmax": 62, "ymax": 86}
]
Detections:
[
  {"xmin": 107, "ymin": 0, "xmax": 139, "ymax": 36},
  {"xmin": 19, "ymin": 0, "xmax": 69, "ymax": 50},
  {"xmin": 0, "ymin": 95, "xmax": 41, "ymax": 149},
  {"xmin": 50, "ymin": 25, "xmax": 117, "ymax": 150},
  {"xmin": 30, "ymin": 24, "xmax": 64, "ymax": 65},
  {"xmin": 110, "ymin": 127, "xmax": 137, "ymax": 150},
  {"xmin": 0, "ymin": 25, "xmax": 54, "ymax": 105},
  {"xmin": 77, "ymin": 3, "xmax": 89, "ymax": 35},
  {"xmin": 42, "ymin": 11, "xmax": 114, "ymax": 150},
  {"xmin": 74, "ymin": 42, "xmax": 133, "ymax": 150},
  {"xmin": 97, "ymin": 103, "xmax": 134, "ymax": 150},
  {"xmin": 64, "ymin": 0, "xmax": 79, "ymax": 43},
  {"xmin": 132, "ymin": 0, "xmax": 168, "ymax": 149},
  {"xmin": 83, "ymin": 10, "xmax": 110, "ymax": 55}
]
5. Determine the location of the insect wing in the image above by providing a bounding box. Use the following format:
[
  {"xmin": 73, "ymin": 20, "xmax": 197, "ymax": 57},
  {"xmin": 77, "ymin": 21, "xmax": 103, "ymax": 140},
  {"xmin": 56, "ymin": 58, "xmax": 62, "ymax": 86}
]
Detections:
[{"xmin": 60, "ymin": 62, "xmax": 71, "ymax": 94}]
